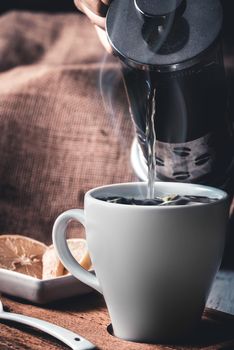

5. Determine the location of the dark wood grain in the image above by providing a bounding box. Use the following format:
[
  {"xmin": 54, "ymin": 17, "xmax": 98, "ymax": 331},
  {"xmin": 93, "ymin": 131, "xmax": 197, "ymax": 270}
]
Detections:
[{"xmin": 1, "ymin": 271, "xmax": 234, "ymax": 350}]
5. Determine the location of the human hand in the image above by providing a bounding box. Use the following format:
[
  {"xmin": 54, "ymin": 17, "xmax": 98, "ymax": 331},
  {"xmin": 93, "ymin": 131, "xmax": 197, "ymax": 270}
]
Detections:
[
  {"xmin": 74, "ymin": 0, "xmax": 112, "ymax": 52},
  {"xmin": 74, "ymin": 0, "xmax": 112, "ymax": 28}
]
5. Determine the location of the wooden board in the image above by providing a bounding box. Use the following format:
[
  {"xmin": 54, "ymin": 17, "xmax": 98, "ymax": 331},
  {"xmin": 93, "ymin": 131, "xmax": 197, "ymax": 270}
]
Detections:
[{"xmin": 0, "ymin": 291, "xmax": 234, "ymax": 350}]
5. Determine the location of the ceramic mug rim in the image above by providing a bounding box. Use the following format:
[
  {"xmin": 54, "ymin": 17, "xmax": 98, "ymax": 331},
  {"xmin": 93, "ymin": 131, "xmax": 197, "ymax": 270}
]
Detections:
[{"xmin": 85, "ymin": 182, "xmax": 229, "ymax": 210}]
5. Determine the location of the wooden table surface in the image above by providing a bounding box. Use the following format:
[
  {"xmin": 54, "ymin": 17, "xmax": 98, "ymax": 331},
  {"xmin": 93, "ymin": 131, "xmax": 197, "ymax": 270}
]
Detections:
[{"xmin": 0, "ymin": 269, "xmax": 234, "ymax": 350}]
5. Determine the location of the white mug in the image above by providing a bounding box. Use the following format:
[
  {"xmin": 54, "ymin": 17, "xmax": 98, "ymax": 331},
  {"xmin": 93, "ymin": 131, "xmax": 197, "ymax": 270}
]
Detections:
[{"xmin": 52, "ymin": 182, "xmax": 229, "ymax": 343}]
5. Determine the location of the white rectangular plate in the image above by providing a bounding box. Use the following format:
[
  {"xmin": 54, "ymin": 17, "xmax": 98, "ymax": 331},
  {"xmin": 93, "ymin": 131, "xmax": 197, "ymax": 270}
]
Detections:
[
  {"xmin": 1, "ymin": 268, "xmax": 233, "ymax": 310},
  {"xmin": 0, "ymin": 268, "xmax": 93, "ymax": 304}
]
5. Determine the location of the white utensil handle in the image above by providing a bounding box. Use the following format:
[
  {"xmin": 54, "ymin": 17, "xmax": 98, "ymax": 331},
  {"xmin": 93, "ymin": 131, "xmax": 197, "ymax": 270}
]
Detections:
[{"xmin": 0, "ymin": 312, "xmax": 95, "ymax": 350}]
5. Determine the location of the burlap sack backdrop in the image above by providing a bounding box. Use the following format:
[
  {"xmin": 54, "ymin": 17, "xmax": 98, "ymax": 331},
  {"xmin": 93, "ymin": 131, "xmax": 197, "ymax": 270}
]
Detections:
[{"xmin": 0, "ymin": 11, "xmax": 135, "ymax": 244}]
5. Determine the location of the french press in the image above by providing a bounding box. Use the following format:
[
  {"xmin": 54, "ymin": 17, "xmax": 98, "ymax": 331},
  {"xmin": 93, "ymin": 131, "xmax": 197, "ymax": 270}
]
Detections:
[{"xmin": 106, "ymin": 0, "xmax": 234, "ymax": 191}]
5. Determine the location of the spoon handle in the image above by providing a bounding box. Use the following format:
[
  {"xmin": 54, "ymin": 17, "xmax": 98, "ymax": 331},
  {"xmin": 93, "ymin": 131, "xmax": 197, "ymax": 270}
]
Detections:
[{"xmin": 0, "ymin": 312, "xmax": 95, "ymax": 350}]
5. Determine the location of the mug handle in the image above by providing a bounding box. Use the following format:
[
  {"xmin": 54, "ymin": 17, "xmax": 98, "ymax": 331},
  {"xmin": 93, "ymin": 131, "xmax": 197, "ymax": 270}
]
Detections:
[{"xmin": 52, "ymin": 209, "xmax": 103, "ymax": 294}]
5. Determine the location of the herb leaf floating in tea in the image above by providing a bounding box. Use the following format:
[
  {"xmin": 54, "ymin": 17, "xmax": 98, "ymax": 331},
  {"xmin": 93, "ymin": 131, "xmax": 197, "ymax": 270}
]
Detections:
[{"xmin": 97, "ymin": 195, "xmax": 218, "ymax": 206}]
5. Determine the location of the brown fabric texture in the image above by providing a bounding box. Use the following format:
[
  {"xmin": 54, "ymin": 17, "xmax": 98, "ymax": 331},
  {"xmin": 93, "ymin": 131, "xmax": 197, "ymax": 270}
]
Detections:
[{"xmin": 0, "ymin": 11, "xmax": 135, "ymax": 244}]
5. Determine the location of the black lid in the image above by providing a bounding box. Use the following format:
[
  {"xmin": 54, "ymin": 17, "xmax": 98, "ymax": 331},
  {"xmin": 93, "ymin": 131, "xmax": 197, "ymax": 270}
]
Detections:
[
  {"xmin": 135, "ymin": 0, "xmax": 185, "ymax": 21},
  {"xmin": 106, "ymin": 0, "xmax": 223, "ymax": 71}
]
